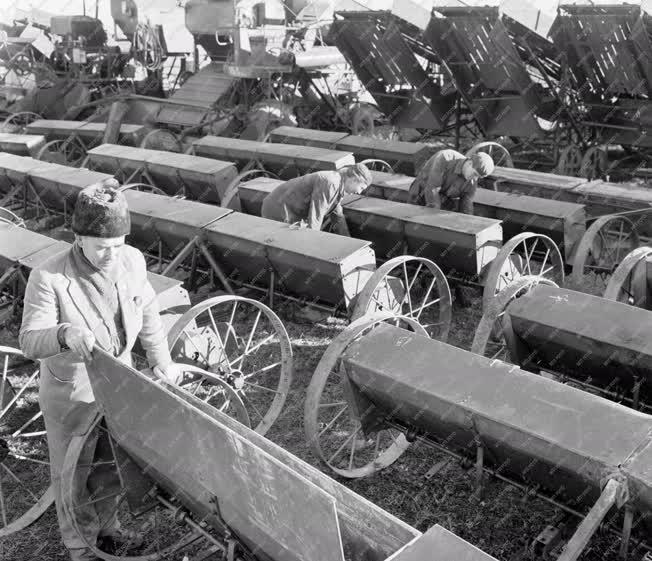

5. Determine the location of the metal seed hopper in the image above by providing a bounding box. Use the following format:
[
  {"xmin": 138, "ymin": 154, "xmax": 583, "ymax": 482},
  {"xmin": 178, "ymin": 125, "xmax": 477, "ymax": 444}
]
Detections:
[
  {"xmin": 58, "ymin": 346, "xmax": 500, "ymax": 561},
  {"xmin": 24, "ymin": 119, "xmax": 147, "ymax": 166},
  {"xmin": 472, "ymin": 276, "xmax": 652, "ymax": 415},
  {"xmin": 305, "ymin": 314, "xmax": 652, "ymax": 559}
]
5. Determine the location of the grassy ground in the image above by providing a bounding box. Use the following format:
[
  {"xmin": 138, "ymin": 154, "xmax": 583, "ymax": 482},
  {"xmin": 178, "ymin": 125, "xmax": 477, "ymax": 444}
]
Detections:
[{"xmin": 1, "ymin": 277, "xmax": 648, "ymax": 561}]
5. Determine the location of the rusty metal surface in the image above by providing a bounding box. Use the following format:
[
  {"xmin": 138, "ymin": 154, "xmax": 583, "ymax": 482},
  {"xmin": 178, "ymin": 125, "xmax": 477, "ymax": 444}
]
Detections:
[
  {"xmin": 25, "ymin": 120, "xmax": 145, "ymax": 144},
  {"xmin": 507, "ymin": 284, "xmax": 652, "ymax": 393},
  {"xmin": 89, "ymin": 349, "xmax": 346, "ymax": 561},
  {"xmin": 387, "ymin": 525, "xmax": 498, "ymax": 561},
  {"xmin": 193, "ymin": 136, "xmax": 355, "ymax": 176},
  {"xmin": 343, "ymin": 323, "xmax": 652, "ymax": 511},
  {"xmin": 87, "ymin": 144, "xmax": 239, "ymax": 203},
  {"xmin": 203, "ymin": 212, "xmax": 376, "ymax": 308}
]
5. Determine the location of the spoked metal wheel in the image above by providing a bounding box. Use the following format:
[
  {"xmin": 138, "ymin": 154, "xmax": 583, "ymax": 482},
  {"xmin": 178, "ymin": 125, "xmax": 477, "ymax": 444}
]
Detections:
[
  {"xmin": 139, "ymin": 129, "xmax": 181, "ymax": 153},
  {"xmin": 220, "ymin": 169, "xmax": 279, "ymax": 210},
  {"xmin": 0, "ymin": 346, "xmax": 53, "ymax": 537},
  {"xmin": 482, "ymin": 233, "xmax": 564, "ymax": 311},
  {"xmin": 472, "ymin": 277, "xmax": 559, "ymax": 362},
  {"xmin": 603, "ymin": 246, "xmax": 652, "ymax": 308},
  {"xmin": 359, "ymin": 159, "xmax": 394, "ymax": 173},
  {"xmin": 351, "ymin": 256, "xmax": 452, "ymax": 341},
  {"xmin": 166, "ymin": 296, "xmax": 293, "ymax": 435},
  {"xmin": 466, "ymin": 141, "xmax": 513, "ymax": 168},
  {"xmin": 571, "ymin": 215, "xmax": 640, "ymax": 286},
  {"xmin": 117, "ymin": 183, "xmax": 167, "ymax": 196},
  {"xmin": 61, "ymin": 417, "xmax": 204, "ymax": 561},
  {"xmin": 0, "ymin": 112, "xmax": 41, "ymax": 133},
  {"xmin": 305, "ymin": 314, "xmax": 427, "ymax": 478},
  {"xmin": 0, "ymin": 207, "xmax": 25, "ymax": 227},
  {"xmin": 36, "ymin": 138, "xmax": 87, "ymax": 167}
]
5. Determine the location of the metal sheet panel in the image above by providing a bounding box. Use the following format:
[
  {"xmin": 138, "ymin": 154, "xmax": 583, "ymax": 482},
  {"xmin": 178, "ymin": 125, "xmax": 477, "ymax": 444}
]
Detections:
[
  {"xmin": 87, "ymin": 144, "xmax": 239, "ymax": 204},
  {"xmin": 507, "ymin": 284, "xmax": 652, "ymax": 393},
  {"xmin": 623, "ymin": 440, "xmax": 652, "ymax": 522},
  {"xmin": 123, "ymin": 190, "xmax": 232, "ymax": 250},
  {"xmin": 268, "ymin": 126, "xmax": 349, "ymax": 149},
  {"xmin": 89, "ymin": 350, "xmax": 346, "ymax": 561},
  {"xmin": 203, "ymin": 213, "xmax": 375, "ymax": 308},
  {"xmin": 0, "ymin": 222, "xmax": 60, "ymax": 268},
  {"xmin": 342, "ymin": 196, "xmax": 502, "ymax": 276},
  {"xmin": 25, "ymin": 120, "xmax": 145, "ymax": 144},
  {"xmin": 193, "ymin": 136, "xmax": 355, "ymax": 177},
  {"xmin": 0, "ymin": 133, "xmax": 46, "ymax": 156},
  {"xmin": 343, "ymin": 323, "xmax": 652, "ymax": 510},
  {"xmin": 386, "ymin": 525, "xmax": 498, "ymax": 561}
]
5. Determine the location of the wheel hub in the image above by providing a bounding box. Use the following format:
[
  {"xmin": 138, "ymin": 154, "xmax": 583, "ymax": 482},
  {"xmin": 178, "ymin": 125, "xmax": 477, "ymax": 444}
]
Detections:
[{"xmin": 227, "ymin": 370, "xmax": 245, "ymax": 391}]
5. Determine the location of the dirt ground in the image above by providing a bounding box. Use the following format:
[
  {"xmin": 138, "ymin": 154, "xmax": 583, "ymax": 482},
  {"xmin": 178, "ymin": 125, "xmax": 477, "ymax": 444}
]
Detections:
[{"xmin": 0, "ymin": 276, "xmax": 648, "ymax": 561}]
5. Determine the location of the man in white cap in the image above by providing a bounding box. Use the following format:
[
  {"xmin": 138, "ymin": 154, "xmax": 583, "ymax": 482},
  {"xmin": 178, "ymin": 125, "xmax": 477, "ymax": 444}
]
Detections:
[
  {"xmin": 20, "ymin": 183, "xmax": 179, "ymax": 561},
  {"xmin": 408, "ymin": 149, "xmax": 495, "ymax": 215},
  {"xmin": 261, "ymin": 164, "xmax": 373, "ymax": 236}
]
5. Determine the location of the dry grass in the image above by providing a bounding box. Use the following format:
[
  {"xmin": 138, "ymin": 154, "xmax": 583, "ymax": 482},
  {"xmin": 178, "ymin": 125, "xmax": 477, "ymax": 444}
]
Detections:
[{"xmin": 0, "ymin": 284, "xmax": 648, "ymax": 561}]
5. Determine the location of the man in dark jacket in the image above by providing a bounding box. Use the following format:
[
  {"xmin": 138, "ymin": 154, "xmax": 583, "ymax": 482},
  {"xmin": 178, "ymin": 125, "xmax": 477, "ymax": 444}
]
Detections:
[
  {"xmin": 261, "ymin": 163, "xmax": 372, "ymax": 236},
  {"xmin": 408, "ymin": 149, "xmax": 494, "ymax": 215}
]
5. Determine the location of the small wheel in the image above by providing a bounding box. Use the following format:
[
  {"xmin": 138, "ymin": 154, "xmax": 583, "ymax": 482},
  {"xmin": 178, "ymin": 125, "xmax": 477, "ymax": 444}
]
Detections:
[
  {"xmin": 351, "ymin": 256, "xmax": 452, "ymax": 341},
  {"xmin": 220, "ymin": 169, "xmax": 279, "ymax": 210},
  {"xmin": 358, "ymin": 159, "xmax": 394, "ymax": 173},
  {"xmin": 472, "ymin": 277, "xmax": 559, "ymax": 362},
  {"xmin": 603, "ymin": 246, "xmax": 652, "ymax": 308},
  {"xmin": 36, "ymin": 138, "xmax": 87, "ymax": 167},
  {"xmin": 465, "ymin": 141, "xmax": 513, "ymax": 168},
  {"xmin": 580, "ymin": 146, "xmax": 608, "ymax": 180},
  {"xmin": 571, "ymin": 215, "xmax": 640, "ymax": 286},
  {"xmin": 0, "ymin": 111, "xmax": 41, "ymax": 133},
  {"xmin": 166, "ymin": 296, "xmax": 293, "ymax": 435},
  {"xmin": 0, "ymin": 207, "xmax": 25, "ymax": 227},
  {"xmin": 118, "ymin": 183, "xmax": 167, "ymax": 196},
  {"xmin": 482, "ymin": 233, "xmax": 564, "ymax": 311},
  {"xmin": 61, "ymin": 417, "xmax": 201, "ymax": 561},
  {"xmin": 139, "ymin": 129, "xmax": 181, "ymax": 152},
  {"xmin": 304, "ymin": 313, "xmax": 427, "ymax": 478},
  {"xmin": 556, "ymin": 145, "xmax": 583, "ymax": 176},
  {"xmin": 0, "ymin": 346, "xmax": 53, "ymax": 537}
]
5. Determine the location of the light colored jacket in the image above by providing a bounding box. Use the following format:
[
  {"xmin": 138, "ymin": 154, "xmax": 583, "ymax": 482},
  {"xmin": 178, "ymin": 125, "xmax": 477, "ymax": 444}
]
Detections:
[
  {"xmin": 261, "ymin": 171, "xmax": 345, "ymax": 231},
  {"xmin": 19, "ymin": 244, "xmax": 171, "ymax": 434},
  {"xmin": 408, "ymin": 149, "xmax": 475, "ymax": 212}
]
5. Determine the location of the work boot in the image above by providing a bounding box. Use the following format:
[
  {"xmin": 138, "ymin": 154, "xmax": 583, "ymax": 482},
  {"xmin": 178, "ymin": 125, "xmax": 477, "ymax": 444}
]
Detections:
[
  {"xmin": 97, "ymin": 528, "xmax": 144, "ymax": 554},
  {"xmin": 68, "ymin": 548, "xmax": 99, "ymax": 561}
]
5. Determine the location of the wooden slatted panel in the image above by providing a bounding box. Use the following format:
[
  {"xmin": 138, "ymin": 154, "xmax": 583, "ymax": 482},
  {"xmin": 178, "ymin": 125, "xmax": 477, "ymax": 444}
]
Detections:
[
  {"xmin": 90, "ymin": 349, "xmax": 346, "ymax": 561},
  {"xmin": 344, "ymin": 323, "xmax": 652, "ymax": 511}
]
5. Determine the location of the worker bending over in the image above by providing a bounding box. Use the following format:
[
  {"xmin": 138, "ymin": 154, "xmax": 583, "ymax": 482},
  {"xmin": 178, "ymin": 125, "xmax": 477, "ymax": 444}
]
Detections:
[
  {"xmin": 408, "ymin": 149, "xmax": 494, "ymax": 215},
  {"xmin": 261, "ymin": 163, "xmax": 373, "ymax": 236}
]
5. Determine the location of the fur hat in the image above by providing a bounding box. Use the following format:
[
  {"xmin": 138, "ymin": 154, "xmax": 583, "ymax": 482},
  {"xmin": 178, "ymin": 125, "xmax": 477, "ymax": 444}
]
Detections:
[
  {"xmin": 470, "ymin": 152, "xmax": 495, "ymax": 177},
  {"xmin": 341, "ymin": 163, "xmax": 373, "ymax": 186},
  {"xmin": 72, "ymin": 183, "xmax": 131, "ymax": 238}
]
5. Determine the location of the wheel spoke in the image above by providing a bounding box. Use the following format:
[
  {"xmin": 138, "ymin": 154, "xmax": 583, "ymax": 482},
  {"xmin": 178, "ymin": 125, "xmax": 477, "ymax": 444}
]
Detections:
[
  {"xmin": 1, "ymin": 463, "xmax": 38, "ymax": 501},
  {"xmin": 0, "ymin": 369, "xmax": 39, "ymax": 422},
  {"xmin": 328, "ymin": 424, "xmax": 361, "ymax": 465},
  {"xmin": 243, "ymin": 361, "xmax": 281, "ymax": 380},
  {"xmin": 11, "ymin": 410, "xmax": 44, "ymax": 438},
  {"xmin": 416, "ymin": 278, "xmax": 437, "ymax": 320},
  {"xmin": 242, "ymin": 381, "xmax": 282, "ymax": 395},
  {"xmin": 229, "ymin": 334, "xmax": 275, "ymax": 369},
  {"xmin": 402, "ymin": 262, "xmax": 414, "ymax": 317},
  {"xmin": 317, "ymin": 405, "xmax": 349, "ymax": 438},
  {"xmin": 240, "ymin": 392, "xmax": 265, "ymax": 421},
  {"xmin": 0, "ymin": 476, "xmax": 6, "ymax": 527}
]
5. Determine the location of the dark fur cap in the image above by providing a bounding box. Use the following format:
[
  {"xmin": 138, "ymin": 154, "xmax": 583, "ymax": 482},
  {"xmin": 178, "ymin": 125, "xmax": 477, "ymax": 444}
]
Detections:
[{"xmin": 72, "ymin": 183, "xmax": 131, "ymax": 238}]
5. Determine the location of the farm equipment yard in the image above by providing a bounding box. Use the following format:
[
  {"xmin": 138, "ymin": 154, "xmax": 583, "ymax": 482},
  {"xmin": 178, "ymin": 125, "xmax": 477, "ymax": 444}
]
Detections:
[{"xmin": 1, "ymin": 1, "xmax": 652, "ymax": 561}]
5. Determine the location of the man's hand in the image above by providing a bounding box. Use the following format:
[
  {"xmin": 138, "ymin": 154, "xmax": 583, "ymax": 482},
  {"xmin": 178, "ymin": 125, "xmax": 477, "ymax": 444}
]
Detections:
[
  {"xmin": 153, "ymin": 362, "xmax": 186, "ymax": 385},
  {"xmin": 63, "ymin": 326, "xmax": 95, "ymax": 361}
]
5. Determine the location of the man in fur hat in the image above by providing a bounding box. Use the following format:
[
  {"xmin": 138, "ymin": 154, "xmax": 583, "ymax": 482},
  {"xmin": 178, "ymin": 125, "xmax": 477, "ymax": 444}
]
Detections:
[
  {"xmin": 261, "ymin": 163, "xmax": 373, "ymax": 236},
  {"xmin": 20, "ymin": 183, "xmax": 180, "ymax": 561},
  {"xmin": 408, "ymin": 149, "xmax": 495, "ymax": 215}
]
